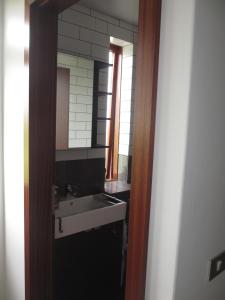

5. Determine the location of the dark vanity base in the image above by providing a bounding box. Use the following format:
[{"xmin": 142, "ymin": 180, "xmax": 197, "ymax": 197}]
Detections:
[{"xmin": 54, "ymin": 221, "xmax": 124, "ymax": 300}]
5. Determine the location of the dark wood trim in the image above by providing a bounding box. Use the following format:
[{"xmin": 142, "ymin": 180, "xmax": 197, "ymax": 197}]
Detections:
[
  {"xmin": 91, "ymin": 61, "xmax": 100, "ymax": 147},
  {"xmin": 91, "ymin": 60, "xmax": 113, "ymax": 148},
  {"xmin": 27, "ymin": 3, "xmax": 58, "ymax": 300},
  {"xmin": 112, "ymin": 46, "xmax": 122, "ymax": 180},
  {"xmin": 27, "ymin": 0, "xmax": 162, "ymax": 299},
  {"xmin": 125, "ymin": 0, "xmax": 162, "ymax": 299},
  {"xmin": 56, "ymin": 67, "xmax": 70, "ymax": 150},
  {"xmin": 106, "ymin": 45, "xmax": 122, "ymax": 180},
  {"xmin": 24, "ymin": 1, "xmax": 30, "ymax": 300},
  {"xmin": 31, "ymin": 0, "xmax": 79, "ymax": 13}
]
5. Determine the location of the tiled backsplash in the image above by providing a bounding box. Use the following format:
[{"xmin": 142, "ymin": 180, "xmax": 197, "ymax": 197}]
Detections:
[
  {"xmin": 55, "ymin": 158, "xmax": 105, "ymax": 194},
  {"xmin": 58, "ymin": 4, "xmax": 137, "ymax": 62}
]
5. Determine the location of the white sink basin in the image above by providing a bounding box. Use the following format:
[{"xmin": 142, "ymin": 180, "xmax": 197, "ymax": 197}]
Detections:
[{"xmin": 55, "ymin": 193, "xmax": 127, "ymax": 239}]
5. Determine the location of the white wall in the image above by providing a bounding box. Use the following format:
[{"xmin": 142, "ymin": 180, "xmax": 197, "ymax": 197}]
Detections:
[
  {"xmin": 174, "ymin": 0, "xmax": 225, "ymax": 299},
  {"xmin": 145, "ymin": 0, "xmax": 195, "ymax": 299},
  {"xmin": 146, "ymin": 0, "xmax": 225, "ymax": 300},
  {"xmin": 3, "ymin": 0, "xmax": 26, "ymax": 299},
  {"xmin": 0, "ymin": 0, "xmax": 5, "ymax": 298}
]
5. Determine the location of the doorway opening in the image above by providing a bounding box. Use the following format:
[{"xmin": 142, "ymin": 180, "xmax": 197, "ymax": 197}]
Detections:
[
  {"xmin": 27, "ymin": 0, "xmax": 162, "ymax": 299},
  {"xmin": 54, "ymin": 6, "xmax": 137, "ymax": 298}
]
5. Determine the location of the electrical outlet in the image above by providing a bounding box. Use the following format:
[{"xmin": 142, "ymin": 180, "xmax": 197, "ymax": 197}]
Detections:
[{"xmin": 209, "ymin": 251, "xmax": 225, "ymax": 281}]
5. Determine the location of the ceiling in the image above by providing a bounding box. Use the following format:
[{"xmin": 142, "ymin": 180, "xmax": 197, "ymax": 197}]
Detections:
[{"xmin": 79, "ymin": 0, "xmax": 139, "ymax": 25}]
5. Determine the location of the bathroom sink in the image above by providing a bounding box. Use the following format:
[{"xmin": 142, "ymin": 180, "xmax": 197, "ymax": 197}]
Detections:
[{"xmin": 55, "ymin": 193, "xmax": 127, "ymax": 239}]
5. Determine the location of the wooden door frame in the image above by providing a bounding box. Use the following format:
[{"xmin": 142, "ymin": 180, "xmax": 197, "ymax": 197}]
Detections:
[
  {"xmin": 106, "ymin": 44, "xmax": 123, "ymax": 181},
  {"xmin": 26, "ymin": 0, "xmax": 162, "ymax": 299}
]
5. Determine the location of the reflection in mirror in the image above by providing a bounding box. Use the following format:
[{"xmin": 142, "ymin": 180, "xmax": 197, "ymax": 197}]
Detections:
[{"xmin": 56, "ymin": 53, "xmax": 94, "ymax": 149}]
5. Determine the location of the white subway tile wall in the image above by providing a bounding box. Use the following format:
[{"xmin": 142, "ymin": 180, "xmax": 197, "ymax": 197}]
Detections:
[
  {"xmin": 58, "ymin": 52, "xmax": 94, "ymax": 148},
  {"xmin": 57, "ymin": 4, "xmax": 138, "ymax": 160}
]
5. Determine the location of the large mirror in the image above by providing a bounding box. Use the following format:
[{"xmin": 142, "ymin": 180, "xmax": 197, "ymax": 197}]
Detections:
[
  {"xmin": 56, "ymin": 53, "xmax": 94, "ymax": 149},
  {"xmin": 56, "ymin": 52, "xmax": 112, "ymax": 150}
]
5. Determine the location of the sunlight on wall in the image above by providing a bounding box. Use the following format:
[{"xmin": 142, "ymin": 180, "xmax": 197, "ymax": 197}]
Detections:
[
  {"xmin": 0, "ymin": 0, "xmax": 5, "ymax": 298},
  {"xmin": 3, "ymin": 1, "xmax": 27, "ymax": 299},
  {"xmin": 119, "ymin": 45, "xmax": 133, "ymax": 156},
  {"xmin": 6, "ymin": 18, "xmax": 29, "ymax": 50}
]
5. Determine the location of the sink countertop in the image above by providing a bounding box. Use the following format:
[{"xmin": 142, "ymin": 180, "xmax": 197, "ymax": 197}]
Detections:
[
  {"xmin": 54, "ymin": 193, "xmax": 127, "ymax": 239},
  {"xmin": 104, "ymin": 180, "xmax": 131, "ymax": 195}
]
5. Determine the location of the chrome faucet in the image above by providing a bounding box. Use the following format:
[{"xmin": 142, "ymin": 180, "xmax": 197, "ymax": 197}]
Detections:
[
  {"xmin": 66, "ymin": 183, "xmax": 80, "ymax": 197},
  {"xmin": 52, "ymin": 185, "xmax": 61, "ymax": 211}
]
